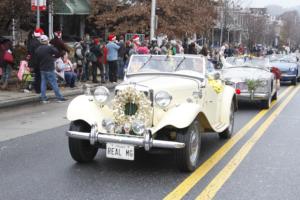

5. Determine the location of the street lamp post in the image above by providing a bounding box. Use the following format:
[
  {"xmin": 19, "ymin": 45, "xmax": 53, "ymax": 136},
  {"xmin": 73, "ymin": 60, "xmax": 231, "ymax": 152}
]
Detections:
[
  {"xmin": 36, "ymin": 0, "xmax": 40, "ymax": 28},
  {"xmin": 150, "ymin": 0, "xmax": 156, "ymax": 40}
]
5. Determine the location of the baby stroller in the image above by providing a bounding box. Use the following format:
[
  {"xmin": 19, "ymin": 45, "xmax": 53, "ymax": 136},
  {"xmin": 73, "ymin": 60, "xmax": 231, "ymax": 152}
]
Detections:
[{"xmin": 17, "ymin": 60, "xmax": 35, "ymax": 92}]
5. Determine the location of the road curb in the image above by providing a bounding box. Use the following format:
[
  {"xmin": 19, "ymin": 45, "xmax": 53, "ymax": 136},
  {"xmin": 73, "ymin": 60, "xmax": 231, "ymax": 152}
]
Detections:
[{"xmin": 0, "ymin": 84, "xmax": 116, "ymax": 109}]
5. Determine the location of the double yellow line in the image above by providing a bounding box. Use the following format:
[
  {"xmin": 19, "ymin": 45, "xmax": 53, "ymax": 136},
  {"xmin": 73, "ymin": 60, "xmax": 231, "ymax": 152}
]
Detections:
[
  {"xmin": 196, "ymin": 85, "xmax": 300, "ymax": 200},
  {"xmin": 164, "ymin": 86, "xmax": 296, "ymax": 200}
]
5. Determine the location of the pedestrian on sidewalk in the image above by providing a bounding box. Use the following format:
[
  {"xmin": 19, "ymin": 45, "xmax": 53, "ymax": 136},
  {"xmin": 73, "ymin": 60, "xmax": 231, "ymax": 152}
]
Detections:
[
  {"xmin": 101, "ymin": 42, "xmax": 109, "ymax": 82},
  {"xmin": 50, "ymin": 31, "xmax": 69, "ymax": 56},
  {"xmin": 35, "ymin": 35, "xmax": 66, "ymax": 103},
  {"xmin": 117, "ymin": 35, "xmax": 126, "ymax": 79},
  {"xmin": 74, "ymin": 41, "xmax": 85, "ymax": 81},
  {"xmin": 106, "ymin": 34, "xmax": 120, "ymax": 83},
  {"xmin": 89, "ymin": 38, "xmax": 104, "ymax": 83},
  {"xmin": 0, "ymin": 38, "xmax": 13, "ymax": 90},
  {"xmin": 27, "ymin": 28, "xmax": 43, "ymax": 94},
  {"xmin": 55, "ymin": 51, "xmax": 77, "ymax": 88}
]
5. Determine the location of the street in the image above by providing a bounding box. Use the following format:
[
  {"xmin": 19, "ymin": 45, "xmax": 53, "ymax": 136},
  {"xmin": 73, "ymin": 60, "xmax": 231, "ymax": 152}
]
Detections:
[{"xmin": 0, "ymin": 85, "xmax": 300, "ymax": 200}]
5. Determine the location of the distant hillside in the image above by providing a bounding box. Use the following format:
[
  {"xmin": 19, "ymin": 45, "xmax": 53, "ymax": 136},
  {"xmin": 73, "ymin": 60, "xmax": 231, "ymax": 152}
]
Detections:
[
  {"xmin": 266, "ymin": 5, "xmax": 285, "ymax": 16},
  {"xmin": 266, "ymin": 5, "xmax": 300, "ymax": 16}
]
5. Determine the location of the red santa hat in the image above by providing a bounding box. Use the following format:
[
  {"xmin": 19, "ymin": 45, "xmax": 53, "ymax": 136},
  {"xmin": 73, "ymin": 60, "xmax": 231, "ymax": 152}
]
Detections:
[
  {"xmin": 33, "ymin": 28, "xmax": 44, "ymax": 37},
  {"xmin": 132, "ymin": 34, "xmax": 140, "ymax": 42},
  {"xmin": 108, "ymin": 34, "xmax": 116, "ymax": 42}
]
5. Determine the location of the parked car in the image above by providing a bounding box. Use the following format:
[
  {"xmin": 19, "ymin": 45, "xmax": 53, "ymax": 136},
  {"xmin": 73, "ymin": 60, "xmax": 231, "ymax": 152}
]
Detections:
[
  {"xmin": 269, "ymin": 55, "xmax": 300, "ymax": 85},
  {"xmin": 66, "ymin": 54, "xmax": 237, "ymax": 172},
  {"xmin": 222, "ymin": 56, "xmax": 278, "ymax": 109}
]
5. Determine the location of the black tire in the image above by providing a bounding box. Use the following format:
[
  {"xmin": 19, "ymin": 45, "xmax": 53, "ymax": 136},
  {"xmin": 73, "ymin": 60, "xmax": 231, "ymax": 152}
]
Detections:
[
  {"xmin": 261, "ymin": 96, "xmax": 271, "ymax": 109},
  {"xmin": 272, "ymin": 91, "xmax": 277, "ymax": 101},
  {"xmin": 219, "ymin": 101, "xmax": 235, "ymax": 139},
  {"xmin": 68, "ymin": 122, "xmax": 98, "ymax": 163},
  {"xmin": 291, "ymin": 77, "xmax": 297, "ymax": 86},
  {"xmin": 175, "ymin": 120, "xmax": 201, "ymax": 172}
]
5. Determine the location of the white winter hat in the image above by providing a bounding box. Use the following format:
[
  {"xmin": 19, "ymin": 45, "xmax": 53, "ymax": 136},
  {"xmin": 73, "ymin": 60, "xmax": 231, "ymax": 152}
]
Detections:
[{"xmin": 40, "ymin": 35, "xmax": 49, "ymax": 43}]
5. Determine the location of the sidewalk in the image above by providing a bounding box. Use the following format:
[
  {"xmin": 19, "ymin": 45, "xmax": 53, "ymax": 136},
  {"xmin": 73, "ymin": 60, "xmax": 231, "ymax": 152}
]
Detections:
[{"xmin": 0, "ymin": 82, "xmax": 117, "ymax": 109}]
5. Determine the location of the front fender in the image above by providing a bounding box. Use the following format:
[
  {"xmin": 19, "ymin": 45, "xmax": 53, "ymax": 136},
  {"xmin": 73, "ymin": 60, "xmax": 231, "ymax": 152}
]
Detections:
[
  {"xmin": 67, "ymin": 95, "xmax": 113, "ymax": 133},
  {"xmin": 220, "ymin": 86, "xmax": 236, "ymax": 124},
  {"xmin": 151, "ymin": 103, "xmax": 205, "ymax": 133}
]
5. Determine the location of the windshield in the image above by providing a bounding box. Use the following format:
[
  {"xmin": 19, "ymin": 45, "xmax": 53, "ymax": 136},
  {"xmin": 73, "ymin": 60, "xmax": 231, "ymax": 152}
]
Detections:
[
  {"xmin": 225, "ymin": 57, "xmax": 270, "ymax": 69},
  {"xmin": 269, "ymin": 55, "xmax": 298, "ymax": 63},
  {"xmin": 127, "ymin": 55, "xmax": 204, "ymax": 74}
]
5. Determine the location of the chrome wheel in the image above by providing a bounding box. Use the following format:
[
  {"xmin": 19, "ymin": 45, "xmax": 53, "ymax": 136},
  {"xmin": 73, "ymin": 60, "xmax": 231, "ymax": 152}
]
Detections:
[
  {"xmin": 189, "ymin": 125, "xmax": 200, "ymax": 166},
  {"xmin": 175, "ymin": 120, "xmax": 201, "ymax": 172}
]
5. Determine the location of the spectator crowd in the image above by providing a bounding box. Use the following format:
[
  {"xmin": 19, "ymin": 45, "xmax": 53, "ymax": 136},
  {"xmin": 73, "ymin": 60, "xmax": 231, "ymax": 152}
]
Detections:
[{"xmin": 1, "ymin": 28, "xmax": 297, "ymax": 103}]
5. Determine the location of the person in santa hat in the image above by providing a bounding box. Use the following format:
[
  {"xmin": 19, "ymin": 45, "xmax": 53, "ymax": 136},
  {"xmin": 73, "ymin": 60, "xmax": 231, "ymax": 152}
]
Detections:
[
  {"xmin": 132, "ymin": 34, "xmax": 140, "ymax": 50},
  {"xmin": 27, "ymin": 28, "xmax": 44, "ymax": 93},
  {"xmin": 50, "ymin": 30, "xmax": 69, "ymax": 56},
  {"xmin": 106, "ymin": 34, "xmax": 120, "ymax": 83}
]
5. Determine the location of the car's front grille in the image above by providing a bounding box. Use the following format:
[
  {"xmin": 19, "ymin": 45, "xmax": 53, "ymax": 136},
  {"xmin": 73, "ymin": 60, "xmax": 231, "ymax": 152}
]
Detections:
[
  {"xmin": 236, "ymin": 82, "xmax": 248, "ymax": 92},
  {"xmin": 125, "ymin": 102, "xmax": 138, "ymax": 116},
  {"xmin": 237, "ymin": 82, "xmax": 267, "ymax": 93}
]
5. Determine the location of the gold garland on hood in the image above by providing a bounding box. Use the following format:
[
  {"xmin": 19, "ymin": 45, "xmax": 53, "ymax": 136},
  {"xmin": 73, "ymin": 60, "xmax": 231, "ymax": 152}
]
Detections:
[{"xmin": 112, "ymin": 87, "xmax": 152, "ymax": 126}]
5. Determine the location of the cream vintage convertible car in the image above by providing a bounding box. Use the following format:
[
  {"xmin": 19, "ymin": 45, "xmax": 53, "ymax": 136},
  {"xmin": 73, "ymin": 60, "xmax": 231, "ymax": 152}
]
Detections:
[{"xmin": 66, "ymin": 55, "xmax": 237, "ymax": 172}]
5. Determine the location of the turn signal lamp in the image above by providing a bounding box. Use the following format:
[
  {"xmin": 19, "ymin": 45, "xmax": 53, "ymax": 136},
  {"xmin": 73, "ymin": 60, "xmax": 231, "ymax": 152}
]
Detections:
[{"xmin": 235, "ymin": 89, "xmax": 241, "ymax": 95}]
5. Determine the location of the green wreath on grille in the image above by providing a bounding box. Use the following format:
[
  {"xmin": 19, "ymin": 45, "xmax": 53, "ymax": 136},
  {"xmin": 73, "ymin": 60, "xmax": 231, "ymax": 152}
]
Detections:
[{"xmin": 112, "ymin": 87, "xmax": 152, "ymax": 126}]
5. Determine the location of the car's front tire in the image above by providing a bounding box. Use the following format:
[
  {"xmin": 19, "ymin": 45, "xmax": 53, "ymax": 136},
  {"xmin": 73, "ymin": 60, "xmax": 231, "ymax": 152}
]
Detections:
[
  {"xmin": 219, "ymin": 101, "xmax": 235, "ymax": 139},
  {"xmin": 291, "ymin": 77, "xmax": 297, "ymax": 86},
  {"xmin": 68, "ymin": 121, "xmax": 98, "ymax": 163},
  {"xmin": 272, "ymin": 91, "xmax": 277, "ymax": 101},
  {"xmin": 175, "ymin": 120, "xmax": 201, "ymax": 172},
  {"xmin": 261, "ymin": 95, "xmax": 271, "ymax": 109}
]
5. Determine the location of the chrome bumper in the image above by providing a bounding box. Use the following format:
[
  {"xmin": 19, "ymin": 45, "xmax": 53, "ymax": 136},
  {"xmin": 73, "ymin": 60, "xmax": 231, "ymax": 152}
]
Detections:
[
  {"xmin": 238, "ymin": 92, "xmax": 269, "ymax": 101},
  {"xmin": 281, "ymin": 74, "xmax": 296, "ymax": 78},
  {"xmin": 66, "ymin": 124, "xmax": 185, "ymax": 151}
]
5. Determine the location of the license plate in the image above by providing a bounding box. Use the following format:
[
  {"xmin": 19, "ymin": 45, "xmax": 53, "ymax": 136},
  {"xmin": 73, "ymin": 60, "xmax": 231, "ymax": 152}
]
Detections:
[{"xmin": 106, "ymin": 143, "xmax": 134, "ymax": 161}]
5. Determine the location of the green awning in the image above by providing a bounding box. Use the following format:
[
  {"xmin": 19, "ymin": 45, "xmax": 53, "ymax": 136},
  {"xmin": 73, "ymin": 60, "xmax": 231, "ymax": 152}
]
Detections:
[{"xmin": 54, "ymin": 0, "xmax": 91, "ymax": 15}]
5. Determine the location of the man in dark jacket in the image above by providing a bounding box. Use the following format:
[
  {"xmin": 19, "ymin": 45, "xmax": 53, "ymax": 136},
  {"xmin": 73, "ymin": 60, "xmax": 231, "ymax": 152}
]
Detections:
[
  {"xmin": 89, "ymin": 38, "xmax": 104, "ymax": 83},
  {"xmin": 50, "ymin": 31, "xmax": 69, "ymax": 56},
  {"xmin": 27, "ymin": 29, "xmax": 43, "ymax": 93},
  {"xmin": 35, "ymin": 35, "xmax": 66, "ymax": 103}
]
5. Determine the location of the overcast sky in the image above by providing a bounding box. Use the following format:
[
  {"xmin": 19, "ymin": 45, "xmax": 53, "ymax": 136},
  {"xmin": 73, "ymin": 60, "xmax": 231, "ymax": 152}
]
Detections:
[{"xmin": 242, "ymin": 0, "xmax": 300, "ymax": 8}]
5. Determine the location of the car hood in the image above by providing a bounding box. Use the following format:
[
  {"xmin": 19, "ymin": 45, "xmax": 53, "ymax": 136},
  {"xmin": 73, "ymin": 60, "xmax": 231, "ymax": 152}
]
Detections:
[
  {"xmin": 270, "ymin": 62, "xmax": 297, "ymax": 71},
  {"xmin": 119, "ymin": 75, "xmax": 199, "ymax": 92},
  {"xmin": 222, "ymin": 67, "xmax": 270, "ymax": 82}
]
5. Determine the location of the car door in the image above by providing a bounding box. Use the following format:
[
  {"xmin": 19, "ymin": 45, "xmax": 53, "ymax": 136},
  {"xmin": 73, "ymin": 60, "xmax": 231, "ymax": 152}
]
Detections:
[{"xmin": 203, "ymin": 60, "xmax": 223, "ymax": 126}]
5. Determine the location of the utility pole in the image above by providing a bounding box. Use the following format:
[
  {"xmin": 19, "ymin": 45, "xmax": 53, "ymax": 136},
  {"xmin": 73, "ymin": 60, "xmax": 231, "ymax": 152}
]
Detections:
[
  {"xmin": 150, "ymin": 0, "xmax": 156, "ymax": 40},
  {"xmin": 220, "ymin": 6, "xmax": 224, "ymax": 45},
  {"xmin": 37, "ymin": 0, "xmax": 40, "ymax": 28},
  {"xmin": 11, "ymin": 0, "xmax": 16, "ymax": 47},
  {"xmin": 48, "ymin": 0, "xmax": 54, "ymax": 39}
]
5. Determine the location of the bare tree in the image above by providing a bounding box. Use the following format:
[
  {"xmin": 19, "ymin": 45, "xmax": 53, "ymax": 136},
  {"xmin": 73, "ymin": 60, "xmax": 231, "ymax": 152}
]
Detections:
[{"xmin": 89, "ymin": 0, "xmax": 217, "ymax": 37}]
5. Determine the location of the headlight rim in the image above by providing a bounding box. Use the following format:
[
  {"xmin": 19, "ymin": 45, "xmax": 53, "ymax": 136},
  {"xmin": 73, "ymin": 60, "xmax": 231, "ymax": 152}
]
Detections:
[
  {"xmin": 155, "ymin": 90, "xmax": 172, "ymax": 108},
  {"xmin": 289, "ymin": 66, "xmax": 296, "ymax": 72},
  {"xmin": 94, "ymin": 86, "xmax": 110, "ymax": 104}
]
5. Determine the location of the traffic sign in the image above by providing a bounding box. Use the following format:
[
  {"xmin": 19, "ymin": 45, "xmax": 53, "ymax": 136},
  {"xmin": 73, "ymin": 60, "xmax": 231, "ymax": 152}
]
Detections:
[{"xmin": 31, "ymin": 0, "xmax": 47, "ymax": 11}]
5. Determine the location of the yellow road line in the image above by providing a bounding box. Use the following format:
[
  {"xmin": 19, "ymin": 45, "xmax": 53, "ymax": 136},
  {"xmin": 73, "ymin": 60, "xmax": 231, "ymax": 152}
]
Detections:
[
  {"xmin": 196, "ymin": 85, "xmax": 300, "ymax": 200},
  {"xmin": 163, "ymin": 86, "xmax": 293, "ymax": 200}
]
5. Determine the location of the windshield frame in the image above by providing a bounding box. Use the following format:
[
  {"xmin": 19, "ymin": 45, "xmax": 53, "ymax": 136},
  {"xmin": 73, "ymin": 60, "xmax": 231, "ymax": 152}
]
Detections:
[
  {"xmin": 126, "ymin": 54, "xmax": 206, "ymax": 79},
  {"xmin": 224, "ymin": 57, "xmax": 271, "ymax": 70}
]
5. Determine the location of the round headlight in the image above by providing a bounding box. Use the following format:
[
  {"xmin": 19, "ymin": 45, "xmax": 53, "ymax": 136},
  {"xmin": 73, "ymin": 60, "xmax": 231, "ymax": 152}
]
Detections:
[
  {"xmin": 102, "ymin": 119, "xmax": 115, "ymax": 133},
  {"xmin": 94, "ymin": 86, "xmax": 110, "ymax": 104},
  {"xmin": 261, "ymin": 80, "xmax": 268, "ymax": 87},
  {"xmin": 132, "ymin": 121, "xmax": 145, "ymax": 135},
  {"xmin": 289, "ymin": 67, "xmax": 296, "ymax": 72},
  {"xmin": 155, "ymin": 91, "xmax": 172, "ymax": 108}
]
